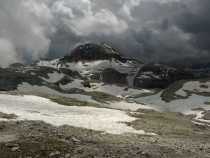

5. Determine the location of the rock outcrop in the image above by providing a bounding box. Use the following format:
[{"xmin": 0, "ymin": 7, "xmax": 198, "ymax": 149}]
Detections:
[
  {"xmin": 184, "ymin": 63, "xmax": 210, "ymax": 79},
  {"xmin": 102, "ymin": 68, "xmax": 127, "ymax": 85},
  {"xmin": 134, "ymin": 63, "xmax": 194, "ymax": 89},
  {"xmin": 0, "ymin": 68, "xmax": 43, "ymax": 91}
]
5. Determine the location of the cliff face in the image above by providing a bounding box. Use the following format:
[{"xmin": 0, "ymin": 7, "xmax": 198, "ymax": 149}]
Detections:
[
  {"xmin": 134, "ymin": 63, "xmax": 195, "ymax": 89},
  {"xmin": 101, "ymin": 68, "xmax": 127, "ymax": 85}
]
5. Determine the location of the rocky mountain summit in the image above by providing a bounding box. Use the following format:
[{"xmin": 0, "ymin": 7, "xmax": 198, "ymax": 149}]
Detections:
[
  {"xmin": 61, "ymin": 42, "xmax": 139, "ymax": 63},
  {"xmin": 0, "ymin": 43, "xmax": 195, "ymax": 90},
  {"xmin": 34, "ymin": 43, "xmax": 143, "ymax": 86}
]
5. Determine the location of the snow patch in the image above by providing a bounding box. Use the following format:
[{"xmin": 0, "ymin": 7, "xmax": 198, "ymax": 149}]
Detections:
[
  {"xmin": 41, "ymin": 72, "xmax": 64, "ymax": 83},
  {"xmin": 17, "ymin": 82, "xmax": 152, "ymax": 111},
  {"xmin": 0, "ymin": 94, "xmax": 156, "ymax": 135},
  {"xmin": 132, "ymin": 92, "xmax": 210, "ymax": 114},
  {"xmin": 176, "ymin": 81, "xmax": 210, "ymax": 97},
  {"xmin": 60, "ymin": 79, "xmax": 150, "ymax": 98}
]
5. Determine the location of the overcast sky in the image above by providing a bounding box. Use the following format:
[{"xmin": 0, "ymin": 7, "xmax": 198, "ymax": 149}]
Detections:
[{"xmin": 0, "ymin": 0, "xmax": 210, "ymax": 66}]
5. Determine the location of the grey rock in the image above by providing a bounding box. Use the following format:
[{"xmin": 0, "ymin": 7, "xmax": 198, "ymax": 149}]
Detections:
[
  {"xmin": 55, "ymin": 151, "xmax": 61, "ymax": 155},
  {"xmin": 72, "ymin": 137, "xmax": 81, "ymax": 142},
  {"xmin": 65, "ymin": 154, "xmax": 71, "ymax": 158},
  {"xmin": 11, "ymin": 147, "xmax": 19, "ymax": 152},
  {"xmin": 5, "ymin": 143, "xmax": 19, "ymax": 147},
  {"xmin": 49, "ymin": 153, "xmax": 55, "ymax": 157}
]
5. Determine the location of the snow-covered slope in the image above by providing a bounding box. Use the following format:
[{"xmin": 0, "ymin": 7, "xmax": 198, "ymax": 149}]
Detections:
[
  {"xmin": 0, "ymin": 94, "xmax": 155, "ymax": 135},
  {"xmin": 59, "ymin": 79, "xmax": 150, "ymax": 97},
  {"xmin": 16, "ymin": 82, "xmax": 153, "ymax": 111},
  {"xmin": 128, "ymin": 79, "xmax": 210, "ymax": 126},
  {"xmin": 33, "ymin": 43, "xmax": 143, "ymax": 86},
  {"xmin": 176, "ymin": 81, "xmax": 210, "ymax": 97},
  {"xmin": 35, "ymin": 59, "xmax": 142, "ymax": 86}
]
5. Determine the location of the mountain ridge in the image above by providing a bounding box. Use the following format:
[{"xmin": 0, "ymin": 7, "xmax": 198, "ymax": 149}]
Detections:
[{"xmin": 4, "ymin": 42, "xmax": 196, "ymax": 89}]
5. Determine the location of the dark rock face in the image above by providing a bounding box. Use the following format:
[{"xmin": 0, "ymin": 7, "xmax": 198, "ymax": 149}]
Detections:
[
  {"xmin": 102, "ymin": 68, "xmax": 127, "ymax": 85},
  {"xmin": 59, "ymin": 68, "xmax": 85, "ymax": 80},
  {"xmin": 28, "ymin": 66, "xmax": 58, "ymax": 79},
  {"xmin": 134, "ymin": 63, "xmax": 194, "ymax": 89},
  {"xmin": 89, "ymin": 73, "xmax": 101, "ymax": 81},
  {"xmin": 0, "ymin": 68, "xmax": 43, "ymax": 91},
  {"xmin": 81, "ymin": 81, "xmax": 91, "ymax": 88},
  {"xmin": 9, "ymin": 63, "xmax": 24, "ymax": 69},
  {"xmin": 60, "ymin": 43, "xmax": 139, "ymax": 64},
  {"xmin": 184, "ymin": 63, "xmax": 210, "ymax": 79},
  {"xmin": 55, "ymin": 76, "xmax": 73, "ymax": 86}
]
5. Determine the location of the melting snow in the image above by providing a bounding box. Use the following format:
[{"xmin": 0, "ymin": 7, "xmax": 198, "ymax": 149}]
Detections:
[
  {"xmin": 41, "ymin": 72, "xmax": 64, "ymax": 83},
  {"xmin": 60, "ymin": 79, "xmax": 150, "ymax": 98},
  {"xmin": 17, "ymin": 82, "xmax": 151, "ymax": 111},
  {"xmin": 132, "ymin": 92, "xmax": 210, "ymax": 114},
  {"xmin": 176, "ymin": 81, "xmax": 210, "ymax": 97},
  {"xmin": 0, "ymin": 94, "xmax": 156, "ymax": 135}
]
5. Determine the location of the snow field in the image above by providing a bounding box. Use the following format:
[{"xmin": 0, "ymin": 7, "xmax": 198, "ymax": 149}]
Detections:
[
  {"xmin": 0, "ymin": 94, "xmax": 156, "ymax": 135},
  {"xmin": 176, "ymin": 81, "xmax": 210, "ymax": 97},
  {"xmin": 17, "ymin": 82, "xmax": 152, "ymax": 111},
  {"xmin": 41, "ymin": 72, "xmax": 64, "ymax": 83},
  {"xmin": 133, "ymin": 92, "xmax": 210, "ymax": 115},
  {"xmin": 60, "ymin": 79, "xmax": 150, "ymax": 98}
]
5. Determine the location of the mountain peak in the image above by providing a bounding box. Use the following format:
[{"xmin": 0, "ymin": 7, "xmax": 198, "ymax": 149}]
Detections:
[{"xmin": 60, "ymin": 43, "xmax": 131, "ymax": 63}]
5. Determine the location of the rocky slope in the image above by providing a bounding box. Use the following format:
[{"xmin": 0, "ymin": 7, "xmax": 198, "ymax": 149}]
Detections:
[
  {"xmin": 134, "ymin": 63, "xmax": 194, "ymax": 89},
  {"xmin": 184, "ymin": 63, "xmax": 210, "ymax": 79}
]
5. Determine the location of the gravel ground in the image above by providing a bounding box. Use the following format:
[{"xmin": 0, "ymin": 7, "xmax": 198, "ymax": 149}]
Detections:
[
  {"xmin": 1, "ymin": 109, "xmax": 210, "ymax": 158},
  {"xmin": 1, "ymin": 92, "xmax": 210, "ymax": 158}
]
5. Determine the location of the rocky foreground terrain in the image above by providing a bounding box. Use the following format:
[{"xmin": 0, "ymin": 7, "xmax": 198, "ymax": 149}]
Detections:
[
  {"xmin": 1, "ymin": 96, "xmax": 210, "ymax": 158},
  {"xmin": 0, "ymin": 43, "xmax": 210, "ymax": 157}
]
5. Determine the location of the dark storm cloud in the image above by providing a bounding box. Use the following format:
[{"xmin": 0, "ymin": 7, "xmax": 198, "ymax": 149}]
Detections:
[
  {"xmin": 174, "ymin": 0, "xmax": 210, "ymax": 51},
  {"xmin": 1, "ymin": 0, "xmax": 210, "ymax": 66}
]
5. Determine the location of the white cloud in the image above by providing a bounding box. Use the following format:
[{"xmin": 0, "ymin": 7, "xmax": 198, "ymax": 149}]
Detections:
[
  {"xmin": 61, "ymin": 0, "xmax": 92, "ymax": 16},
  {"xmin": 121, "ymin": 0, "xmax": 141, "ymax": 17},
  {"xmin": 51, "ymin": 1, "xmax": 75, "ymax": 18},
  {"xmin": 0, "ymin": 39, "xmax": 21, "ymax": 66},
  {"xmin": 23, "ymin": 0, "xmax": 53, "ymax": 21},
  {"xmin": 66, "ymin": 9, "xmax": 128, "ymax": 36},
  {"xmin": 0, "ymin": 0, "xmax": 51, "ymax": 65}
]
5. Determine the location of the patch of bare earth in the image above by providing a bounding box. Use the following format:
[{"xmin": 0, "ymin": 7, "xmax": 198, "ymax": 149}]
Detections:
[
  {"xmin": 202, "ymin": 110, "xmax": 210, "ymax": 120},
  {"xmin": 0, "ymin": 112, "xmax": 17, "ymax": 119},
  {"xmin": 200, "ymin": 84, "xmax": 209, "ymax": 89}
]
